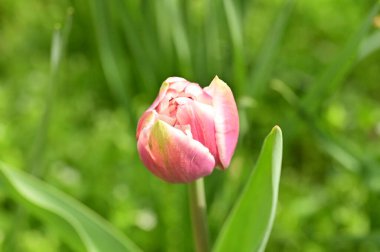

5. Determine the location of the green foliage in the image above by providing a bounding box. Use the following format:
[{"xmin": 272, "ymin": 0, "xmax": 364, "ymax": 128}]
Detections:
[
  {"xmin": 0, "ymin": 162, "xmax": 141, "ymax": 252},
  {"xmin": 213, "ymin": 126, "xmax": 282, "ymax": 252},
  {"xmin": 0, "ymin": 0, "xmax": 380, "ymax": 251},
  {"xmin": 302, "ymin": 2, "xmax": 380, "ymax": 113}
]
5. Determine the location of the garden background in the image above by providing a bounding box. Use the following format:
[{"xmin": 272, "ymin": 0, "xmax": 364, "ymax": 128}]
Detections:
[{"xmin": 0, "ymin": 0, "xmax": 380, "ymax": 251}]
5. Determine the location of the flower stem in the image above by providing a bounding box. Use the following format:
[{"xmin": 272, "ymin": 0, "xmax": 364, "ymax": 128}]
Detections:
[{"xmin": 188, "ymin": 178, "xmax": 210, "ymax": 252}]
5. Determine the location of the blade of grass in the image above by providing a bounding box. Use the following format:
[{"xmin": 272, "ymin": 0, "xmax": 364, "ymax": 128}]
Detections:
[
  {"xmin": 205, "ymin": 0, "xmax": 222, "ymax": 77},
  {"xmin": 213, "ymin": 126, "xmax": 283, "ymax": 252},
  {"xmin": 248, "ymin": 0, "xmax": 294, "ymax": 99},
  {"xmin": 302, "ymin": 2, "xmax": 380, "ymax": 113},
  {"xmin": 3, "ymin": 10, "xmax": 73, "ymax": 251},
  {"xmin": 223, "ymin": 0, "xmax": 245, "ymax": 90},
  {"xmin": 154, "ymin": 0, "xmax": 175, "ymax": 73},
  {"xmin": 28, "ymin": 8, "xmax": 73, "ymax": 177},
  {"xmin": 112, "ymin": 1, "xmax": 156, "ymax": 92},
  {"xmin": 165, "ymin": 0, "xmax": 193, "ymax": 77},
  {"xmin": 185, "ymin": 1, "xmax": 208, "ymax": 81},
  {"xmin": 271, "ymin": 79, "xmax": 369, "ymax": 173},
  {"xmin": 358, "ymin": 30, "xmax": 380, "ymax": 61},
  {"xmin": 116, "ymin": 1, "xmax": 163, "ymax": 92},
  {"xmin": 88, "ymin": 0, "xmax": 133, "ymax": 121}
]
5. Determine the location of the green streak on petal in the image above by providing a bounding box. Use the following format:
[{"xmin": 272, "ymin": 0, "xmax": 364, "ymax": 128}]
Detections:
[
  {"xmin": 160, "ymin": 81, "xmax": 170, "ymax": 92},
  {"xmin": 149, "ymin": 120, "xmax": 170, "ymax": 168}
]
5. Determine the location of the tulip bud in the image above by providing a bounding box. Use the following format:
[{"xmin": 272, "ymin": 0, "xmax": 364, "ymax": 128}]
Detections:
[{"xmin": 136, "ymin": 76, "xmax": 239, "ymax": 183}]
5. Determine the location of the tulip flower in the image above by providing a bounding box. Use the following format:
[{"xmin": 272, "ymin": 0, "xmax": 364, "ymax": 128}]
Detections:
[{"xmin": 136, "ymin": 76, "xmax": 239, "ymax": 183}]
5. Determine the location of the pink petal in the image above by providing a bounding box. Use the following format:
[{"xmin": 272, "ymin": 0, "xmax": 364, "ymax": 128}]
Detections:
[
  {"xmin": 184, "ymin": 83, "xmax": 203, "ymax": 97},
  {"xmin": 157, "ymin": 114, "xmax": 176, "ymax": 126},
  {"xmin": 174, "ymin": 97, "xmax": 192, "ymax": 105},
  {"xmin": 176, "ymin": 100, "xmax": 219, "ymax": 162},
  {"xmin": 149, "ymin": 77, "xmax": 189, "ymax": 113},
  {"xmin": 204, "ymin": 76, "xmax": 239, "ymax": 169},
  {"xmin": 166, "ymin": 77, "xmax": 189, "ymax": 92},
  {"xmin": 147, "ymin": 80, "xmax": 170, "ymax": 111},
  {"xmin": 166, "ymin": 77, "xmax": 187, "ymax": 84},
  {"xmin": 139, "ymin": 120, "xmax": 215, "ymax": 183},
  {"xmin": 136, "ymin": 110, "xmax": 157, "ymax": 139},
  {"xmin": 137, "ymin": 126, "xmax": 167, "ymax": 180},
  {"xmin": 194, "ymin": 91, "xmax": 213, "ymax": 106}
]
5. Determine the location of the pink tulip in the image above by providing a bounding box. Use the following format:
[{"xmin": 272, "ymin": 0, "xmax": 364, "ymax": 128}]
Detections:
[{"xmin": 136, "ymin": 76, "xmax": 239, "ymax": 183}]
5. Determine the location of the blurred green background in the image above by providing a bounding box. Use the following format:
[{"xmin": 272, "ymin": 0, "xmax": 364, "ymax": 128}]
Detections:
[{"xmin": 1, "ymin": 0, "xmax": 380, "ymax": 251}]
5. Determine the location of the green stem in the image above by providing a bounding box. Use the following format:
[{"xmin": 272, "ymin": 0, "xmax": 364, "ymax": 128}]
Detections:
[{"xmin": 188, "ymin": 178, "xmax": 210, "ymax": 252}]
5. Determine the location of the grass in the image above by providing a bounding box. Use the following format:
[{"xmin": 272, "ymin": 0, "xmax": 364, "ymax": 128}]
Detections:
[{"xmin": 0, "ymin": 0, "xmax": 380, "ymax": 251}]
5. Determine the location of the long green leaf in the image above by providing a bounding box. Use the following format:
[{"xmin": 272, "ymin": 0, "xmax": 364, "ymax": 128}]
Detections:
[
  {"xmin": 213, "ymin": 126, "xmax": 283, "ymax": 252},
  {"xmin": 0, "ymin": 162, "xmax": 142, "ymax": 252}
]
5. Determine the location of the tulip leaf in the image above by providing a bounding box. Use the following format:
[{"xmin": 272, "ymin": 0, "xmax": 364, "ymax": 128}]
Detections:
[
  {"xmin": 0, "ymin": 162, "xmax": 142, "ymax": 252},
  {"xmin": 213, "ymin": 126, "xmax": 283, "ymax": 252}
]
